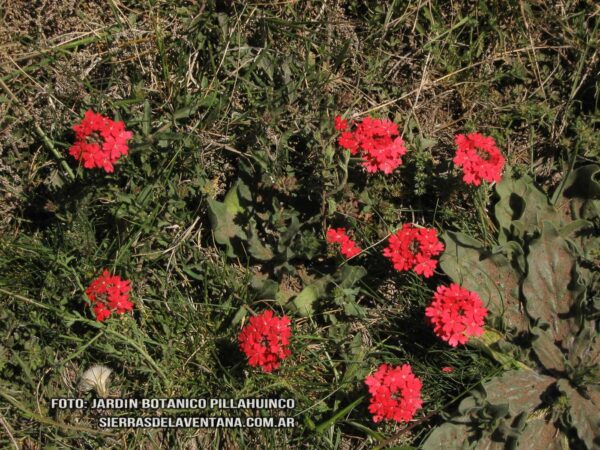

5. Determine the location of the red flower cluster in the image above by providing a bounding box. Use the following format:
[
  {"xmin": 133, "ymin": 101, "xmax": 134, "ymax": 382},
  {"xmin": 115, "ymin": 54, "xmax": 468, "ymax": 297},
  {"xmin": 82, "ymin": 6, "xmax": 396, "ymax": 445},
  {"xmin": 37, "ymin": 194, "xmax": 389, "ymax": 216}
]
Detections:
[
  {"xmin": 383, "ymin": 224, "xmax": 444, "ymax": 277},
  {"xmin": 365, "ymin": 363, "xmax": 423, "ymax": 423},
  {"xmin": 239, "ymin": 310, "xmax": 292, "ymax": 373},
  {"xmin": 69, "ymin": 110, "xmax": 133, "ymax": 173},
  {"xmin": 326, "ymin": 227, "xmax": 361, "ymax": 258},
  {"xmin": 334, "ymin": 115, "xmax": 348, "ymax": 131},
  {"xmin": 425, "ymin": 284, "xmax": 488, "ymax": 347},
  {"xmin": 85, "ymin": 270, "xmax": 133, "ymax": 322},
  {"xmin": 335, "ymin": 116, "xmax": 407, "ymax": 174},
  {"xmin": 453, "ymin": 132, "xmax": 505, "ymax": 186}
]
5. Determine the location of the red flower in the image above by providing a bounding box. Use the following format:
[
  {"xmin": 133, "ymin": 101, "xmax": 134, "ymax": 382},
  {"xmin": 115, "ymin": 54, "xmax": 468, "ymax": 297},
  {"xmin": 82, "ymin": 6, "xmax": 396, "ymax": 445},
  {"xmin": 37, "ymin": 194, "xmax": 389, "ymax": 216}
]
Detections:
[
  {"xmin": 85, "ymin": 270, "xmax": 133, "ymax": 322},
  {"xmin": 69, "ymin": 110, "xmax": 133, "ymax": 173},
  {"xmin": 365, "ymin": 363, "xmax": 423, "ymax": 423},
  {"xmin": 334, "ymin": 115, "xmax": 348, "ymax": 131},
  {"xmin": 239, "ymin": 310, "xmax": 292, "ymax": 373},
  {"xmin": 335, "ymin": 116, "xmax": 407, "ymax": 174},
  {"xmin": 326, "ymin": 227, "xmax": 362, "ymax": 259},
  {"xmin": 425, "ymin": 283, "xmax": 488, "ymax": 347},
  {"xmin": 338, "ymin": 131, "xmax": 360, "ymax": 154},
  {"xmin": 441, "ymin": 366, "xmax": 454, "ymax": 373},
  {"xmin": 453, "ymin": 132, "xmax": 505, "ymax": 186},
  {"xmin": 383, "ymin": 224, "xmax": 444, "ymax": 277}
]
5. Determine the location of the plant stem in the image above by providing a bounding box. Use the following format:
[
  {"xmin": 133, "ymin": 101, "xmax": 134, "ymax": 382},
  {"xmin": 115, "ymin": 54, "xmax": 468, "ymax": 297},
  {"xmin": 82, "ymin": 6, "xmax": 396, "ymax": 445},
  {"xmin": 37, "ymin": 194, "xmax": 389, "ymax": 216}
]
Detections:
[{"xmin": 0, "ymin": 78, "xmax": 75, "ymax": 180}]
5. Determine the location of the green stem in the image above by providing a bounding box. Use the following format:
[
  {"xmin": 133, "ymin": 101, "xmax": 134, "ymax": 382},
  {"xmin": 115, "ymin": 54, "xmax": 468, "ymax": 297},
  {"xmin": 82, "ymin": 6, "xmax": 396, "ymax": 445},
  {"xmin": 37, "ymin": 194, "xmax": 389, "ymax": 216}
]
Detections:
[
  {"xmin": 550, "ymin": 142, "xmax": 579, "ymax": 205},
  {"xmin": 103, "ymin": 329, "xmax": 169, "ymax": 384},
  {"xmin": 1, "ymin": 289, "xmax": 168, "ymax": 384},
  {"xmin": 315, "ymin": 395, "xmax": 365, "ymax": 434},
  {"xmin": 0, "ymin": 78, "xmax": 75, "ymax": 180},
  {"xmin": 0, "ymin": 388, "xmax": 108, "ymax": 435}
]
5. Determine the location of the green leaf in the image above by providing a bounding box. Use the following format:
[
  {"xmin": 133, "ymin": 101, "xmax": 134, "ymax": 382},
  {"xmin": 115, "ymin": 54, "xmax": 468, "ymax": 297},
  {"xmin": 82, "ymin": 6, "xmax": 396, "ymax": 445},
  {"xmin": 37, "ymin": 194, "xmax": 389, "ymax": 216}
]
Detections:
[
  {"xmin": 236, "ymin": 179, "xmax": 252, "ymax": 203},
  {"xmin": 277, "ymin": 215, "xmax": 301, "ymax": 253},
  {"xmin": 142, "ymin": 99, "xmax": 151, "ymax": 136},
  {"xmin": 521, "ymin": 222, "xmax": 580, "ymax": 342},
  {"xmin": 468, "ymin": 329, "xmax": 529, "ymax": 370},
  {"xmin": 558, "ymin": 218, "xmax": 593, "ymax": 238},
  {"xmin": 421, "ymin": 421, "xmax": 472, "ymax": 450},
  {"xmin": 207, "ymin": 199, "xmax": 242, "ymax": 257},
  {"xmin": 223, "ymin": 180, "xmax": 246, "ymax": 215},
  {"xmin": 230, "ymin": 307, "xmax": 247, "ymax": 326},
  {"xmin": 337, "ymin": 265, "xmax": 367, "ymax": 289},
  {"xmin": 287, "ymin": 277, "xmax": 330, "ymax": 317},
  {"xmin": 531, "ymin": 327, "xmax": 566, "ymax": 372},
  {"xmin": 473, "ymin": 440, "xmax": 504, "ymax": 450},
  {"xmin": 555, "ymin": 164, "xmax": 600, "ymax": 228},
  {"xmin": 557, "ymin": 380, "xmax": 600, "ymax": 449},
  {"xmin": 246, "ymin": 223, "xmax": 274, "ymax": 261},
  {"xmin": 315, "ymin": 396, "xmax": 365, "ymax": 434},
  {"xmin": 482, "ymin": 369, "xmax": 554, "ymax": 416},
  {"xmin": 562, "ymin": 164, "xmax": 600, "ymax": 200},
  {"xmin": 516, "ymin": 414, "xmax": 568, "ymax": 449},
  {"xmin": 565, "ymin": 324, "xmax": 600, "ymax": 376},
  {"xmin": 207, "ymin": 180, "xmax": 250, "ymax": 257},
  {"xmin": 381, "ymin": 447, "xmax": 418, "ymax": 450},
  {"xmin": 440, "ymin": 232, "xmax": 528, "ymax": 332},
  {"xmin": 495, "ymin": 174, "xmax": 560, "ymax": 242},
  {"xmin": 250, "ymin": 276, "xmax": 278, "ymax": 299}
]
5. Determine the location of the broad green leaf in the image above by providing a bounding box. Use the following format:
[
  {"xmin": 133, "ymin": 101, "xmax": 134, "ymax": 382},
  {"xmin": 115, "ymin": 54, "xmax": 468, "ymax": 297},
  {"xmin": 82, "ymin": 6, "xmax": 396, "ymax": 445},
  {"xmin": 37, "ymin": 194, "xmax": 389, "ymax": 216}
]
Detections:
[
  {"xmin": 558, "ymin": 218, "xmax": 593, "ymax": 238},
  {"xmin": 557, "ymin": 380, "xmax": 600, "ymax": 449},
  {"xmin": 562, "ymin": 164, "xmax": 600, "ymax": 200},
  {"xmin": 531, "ymin": 327, "xmax": 566, "ymax": 373},
  {"xmin": 250, "ymin": 276, "xmax": 278, "ymax": 299},
  {"xmin": 380, "ymin": 446, "xmax": 418, "ymax": 450},
  {"xmin": 421, "ymin": 421, "xmax": 472, "ymax": 450},
  {"xmin": 287, "ymin": 277, "xmax": 330, "ymax": 317},
  {"xmin": 521, "ymin": 222, "xmax": 581, "ymax": 342},
  {"xmin": 236, "ymin": 179, "xmax": 252, "ymax": 203},
  {"xmin": 482, "ymin": 369, "xmax": 554, "ymax": 416},
  {"xmin": 555, "ymin": 164, "xmax": 600, "ymax": 249},
  {"xmin": 246, "ymin": 223, "xmax": 274, "ymax": 261},
  {"xmin": 337, "ymin": 265, "xmax": 367, "ymax": 289},
  {"xmin": 207, "ymin": 199, "xmax": 242, "ymax": 257},
  {"xmin": 495, "ymin": 174, "xmax": 559, "ymax": 242},
  {"xmin": 516, "ymin": 414, "xmax": 568, "ymax": 449},
  {"xmin": 223, "ymin": 180, "xmax": 246, "ymax": 215},
  {"xmin": 554, "ymin": 165, "xmax": 600, "ymax": 257},
  {"xmin": 278, "ymin": 215, "xmax": 301, "ymax": 247},
  {"xmin": 440, "ymin": 232, "xmax": 528, "ymax": 332},
  {"xmin": 474, "ymin": 440, "xmax": 504, "ymax": 450},
  {"xmin": 207, "ymin": 180, "xmax": 250, "ymax": 257},
  {"xmin": 230, "ymin": 307, "xmax": 247, "ymax": 326},
  {"xmin": 565, "ymin": 324, "xmax": 600, "ymax": 376}
]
